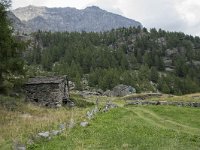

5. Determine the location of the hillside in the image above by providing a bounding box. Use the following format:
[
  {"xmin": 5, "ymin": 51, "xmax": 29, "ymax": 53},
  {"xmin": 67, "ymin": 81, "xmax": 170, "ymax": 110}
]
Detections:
[
  {"xmin": 1, "ymin": 1, "xmax": 200, "ymax": 150},
  {"xmin": 12, "ymin": 5, "xmax": 142, "ymax": 33},
  {"xmin": 25, "ymin": 27, "xmax": 200, "ymax": 95},
  {"xmin": 1, "ymin": 94, "xmax": 200, "ymax": 149}
]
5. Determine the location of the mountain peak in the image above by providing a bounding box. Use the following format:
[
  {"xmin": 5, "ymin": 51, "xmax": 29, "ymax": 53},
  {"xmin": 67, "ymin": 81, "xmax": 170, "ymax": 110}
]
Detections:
[
  {"xmin": 85, "ymin": 6, "xmax": 101, "ymax": 10},
  {"xmin": 12, "ymin": 6, "xmax": 142, "ymax": 33}
]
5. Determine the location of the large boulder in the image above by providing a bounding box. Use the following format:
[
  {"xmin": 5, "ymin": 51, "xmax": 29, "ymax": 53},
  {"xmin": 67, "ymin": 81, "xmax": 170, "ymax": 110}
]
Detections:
[
  {"xmin": 103, "ymin": 90, "xmax": 113, "ymax": 97},
  {"xmin": 112, "ymin": 84, "xmax": 136, "ymax": 97}
]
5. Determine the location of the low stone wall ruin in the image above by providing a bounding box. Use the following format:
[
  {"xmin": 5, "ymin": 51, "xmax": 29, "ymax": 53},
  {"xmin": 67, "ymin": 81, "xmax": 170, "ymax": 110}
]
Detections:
[{"xmin": 125, "ymin": 101, "xmax": 200, "ymax": 108}]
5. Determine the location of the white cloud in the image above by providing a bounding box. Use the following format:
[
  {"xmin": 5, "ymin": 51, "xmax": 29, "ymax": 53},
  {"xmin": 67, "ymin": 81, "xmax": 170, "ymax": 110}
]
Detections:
[{"xmin": 11, "ymin": 0, "xmax": 200, "ymax": 36}]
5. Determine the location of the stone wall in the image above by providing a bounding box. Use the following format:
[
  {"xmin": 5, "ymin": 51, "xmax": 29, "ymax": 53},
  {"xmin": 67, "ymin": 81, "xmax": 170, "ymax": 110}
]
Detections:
[{"xmin": 125, "ymin": 100, "xmax": 200, "ymax": 108}]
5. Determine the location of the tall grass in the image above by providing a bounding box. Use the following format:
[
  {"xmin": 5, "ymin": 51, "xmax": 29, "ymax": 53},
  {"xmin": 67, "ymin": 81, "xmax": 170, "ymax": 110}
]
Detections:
[{"xmin": 0, "ymin": 96, "xmax": 87, "ymax": 149}]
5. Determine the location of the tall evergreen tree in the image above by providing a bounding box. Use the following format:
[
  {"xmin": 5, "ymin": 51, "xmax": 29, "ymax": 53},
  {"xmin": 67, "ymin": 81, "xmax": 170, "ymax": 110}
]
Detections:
[{"xmin": 0, "ymin": 0, "xmax": 25, "ymax": 93}]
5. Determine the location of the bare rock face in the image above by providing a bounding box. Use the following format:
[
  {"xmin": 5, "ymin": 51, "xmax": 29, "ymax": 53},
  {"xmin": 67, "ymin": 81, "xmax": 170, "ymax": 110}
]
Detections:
[
  {"xmin": 12, "ymin": 5, "xmax": 142, "ymax": 33},
  {"xmin": 112, "ymin": 84, "xmax": 136, "ymax": 97},
  {"xmin": 104, "ymin": 84, "xmax": 136, "ymax": 97},
  {"xmin": 7, "ymin": 11, "xmax": 31, "ymax": 33}
]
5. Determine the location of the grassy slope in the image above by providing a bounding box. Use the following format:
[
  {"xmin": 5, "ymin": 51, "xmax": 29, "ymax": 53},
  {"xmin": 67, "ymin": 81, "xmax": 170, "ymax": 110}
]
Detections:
[
  {"xmin": 1, "ymin": 94, "xmax": 200, "ymax": 150},
  {"xmin": 29, "ymin": 106, "xmax": 200, "ymax": 150},
  {"xmin": 0, "ymin": 96, "xmax": 88, "ymax": 150}
]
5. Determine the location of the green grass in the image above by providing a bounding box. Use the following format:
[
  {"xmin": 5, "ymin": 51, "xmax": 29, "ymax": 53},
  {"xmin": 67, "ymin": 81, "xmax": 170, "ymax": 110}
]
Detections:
[
  {"xmin": 28, "ymin": 106, "xmax": 200, "ymax": 150},
  {"xmin": 1, "ymin": 94, "xmax": 200, "ymax": 150},
  {"xmin": 70, "ymin": 94, "xmax": 94, "ymax": 107}
]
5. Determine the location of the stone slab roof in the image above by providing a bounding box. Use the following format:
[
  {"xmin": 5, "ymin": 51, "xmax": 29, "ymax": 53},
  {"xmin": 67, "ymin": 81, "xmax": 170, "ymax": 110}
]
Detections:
[{"xmin": 26, "ymin": 76, "xmax": 67, "ymax": 85}]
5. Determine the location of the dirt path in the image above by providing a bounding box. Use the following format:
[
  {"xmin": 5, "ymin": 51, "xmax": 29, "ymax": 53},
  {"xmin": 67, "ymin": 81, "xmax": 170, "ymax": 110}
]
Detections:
[{"xmin": 125, "ymin": 107, "xmax": 200, "ymax": 135}]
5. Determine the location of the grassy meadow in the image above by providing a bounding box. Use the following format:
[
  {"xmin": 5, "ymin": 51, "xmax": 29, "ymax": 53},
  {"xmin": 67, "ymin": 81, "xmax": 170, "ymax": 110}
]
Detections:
[{"xmin": 0, "ymin": 94, "xmax": 200, "ymax": 150}]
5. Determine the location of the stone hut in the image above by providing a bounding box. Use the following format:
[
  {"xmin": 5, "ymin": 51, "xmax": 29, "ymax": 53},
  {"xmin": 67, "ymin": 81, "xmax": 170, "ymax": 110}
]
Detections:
[{"xmin": 24, "ymin": 76, "xmax": 69, "ymax": 107}]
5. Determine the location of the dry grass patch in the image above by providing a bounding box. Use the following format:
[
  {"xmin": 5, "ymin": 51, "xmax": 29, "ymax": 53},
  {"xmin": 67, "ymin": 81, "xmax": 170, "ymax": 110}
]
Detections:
[{"xmin": 0, "ymin": 96, "xmax": 87, "ymax": 149}]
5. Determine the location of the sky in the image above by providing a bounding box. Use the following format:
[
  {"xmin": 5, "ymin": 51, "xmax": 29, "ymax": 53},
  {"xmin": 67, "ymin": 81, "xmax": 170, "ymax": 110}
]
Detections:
[{"xmin": 12, "ymin": 0, "xmax": 200, "ymax": 36}]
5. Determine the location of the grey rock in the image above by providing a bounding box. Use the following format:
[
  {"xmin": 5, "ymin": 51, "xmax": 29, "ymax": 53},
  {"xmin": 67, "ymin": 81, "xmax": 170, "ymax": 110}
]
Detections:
[
  {"xmin": 67, "ymin": 101, "xmax": 75, "ymax": 107},
  {"xmin": 112, "ymin": 84, "xmax": 136, "ymax": 97},
  {"xmin": 27, "ymin": 139, "xmax": 34, "ymax": 145},
  {"xmin": 156, "ymin": 37, "xmax": 167, "ymax": 46},
  {"xmin": 38, "ymin": 131, "xmax": 50, "ymax": 138},
  {"xmin": 125, "ymin": 100, "xmax": 200, "ymax": 108},
  {"xmin": 159, "ymin": 101, "xmax": 168, "ymax": 105},
  {"xmin": 12, "ymin": 5, "xmax": 142, "ymax": 33},
  {"xmin": 165, "ymin": 67, "xmax": 175, "ymax": 72},
  {"xmin": 86, "ymin": 106, "xmax": 99, "ymax": 119},
  {"xmin": 165, "ymin": 48, "xmax": 178, "ymax": 57},
  {"xmin": 163, "ymin": 57, "xmax": 172, "ymax": 67},
  {"xmin": 102, "ymin": 102, "xmax": 118, "ymax": 112},
  {"xmin": 55, "ymin": 102, "xmax": 62, "ymax": 108},
  {"xmin": 96, "ymin": 89, "xmax": 104, "ymax": 95},
  {"xmin": 7, "ymin": 11, "xmax": 30, "ymax": 34},
  {"xmin": 59, "ymin": 124, "xmax": 66, "ymax": 130},
  {"xmin": 103, "ymin": 90, "xmax": 113, "ymax": 97},
  {"xmin": 51, "ymin": 130, "xmax": 62, "ymax": 136},
  {"xmin": 67, "ymin": 119, "xmax": 75, "ymax": 129},
  {"xmin": 80, "ymin": 122, "xmax": 89, "ymax": 127},
  {"xmin": 86, "ymin": 110, "xmax": 94, "ymax": 120},
  {"xmin": 14, "ymin": 144, "xmax": 26, "ymax": 150},
  {"xmin": 79, "ymin": 90, "xmax": 101, "ymax": 97},
  {"xmin": 68, "ymin": 81, "xmax": 75, "ymax": 90}
]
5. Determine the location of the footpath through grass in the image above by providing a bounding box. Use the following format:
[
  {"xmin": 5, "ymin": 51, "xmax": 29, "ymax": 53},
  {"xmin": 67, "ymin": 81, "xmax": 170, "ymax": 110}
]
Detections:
[{"xmin": 29, "ymin": 105, "xmax": 200, "ymax": 150}]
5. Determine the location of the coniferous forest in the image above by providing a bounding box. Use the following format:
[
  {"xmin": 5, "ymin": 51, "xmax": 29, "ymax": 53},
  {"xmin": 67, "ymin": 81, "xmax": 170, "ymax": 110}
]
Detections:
[{"xmin": 24, "ymin": 27, "xmax": 200, "ymax": 95}]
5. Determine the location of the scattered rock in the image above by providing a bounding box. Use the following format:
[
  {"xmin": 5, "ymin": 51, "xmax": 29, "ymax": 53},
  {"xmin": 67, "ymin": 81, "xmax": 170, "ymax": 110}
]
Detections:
[
  {"xmin": 14, "ymin": 144, "xmax": 26, "ymax": 150},
  {"xmin": 112, "ymin": 84, "xmax": 136, "ymax": 97},
  {"xmin": 68, "ymin": 101, "xmax": 75, "ymax": 107},
  {"xmin": 38, "ymin": 131, "xmax": 50, "ymax": 138},
  {"xmin": 96, "ymin": 89, "xmax": 104, "ymax": 95},
  {"xmin": 51, "ymin": 130, "xmax": 62, "ymax": 136},
  {"xmin": 62, "ymin": 98, "xmax": 75, "ymax": 107},
  {"xmin": 103, "ymin": 90, "xmax": 113, "ymax": 97},
  {"xmin": 69, "ymin": 81, "xmax": 75, "ymax": 90},
  {"xmin": 102, "ymin": 102, "xmax": 118, "ymax": 112},
  {"xmin": 27, "ymin": 139, "xmax": 34, "ymax": 145},
  {"xmin": 166, "ymin": 48, "xmax": 178, "ymax": 57},
  {"xmin": 124, "ymin": 93, "xmax": 162, "ymax": 100},
  {"xmin": 86, "ymin": 110, "xmax": 94, "ymax": 120},
  {"xmin": 67, "ymin": 119, "xmax": 75, "ymax": 129},
  {"xmin": 59, "ymin": 124, "xmax": 66, "ymax": 130},
  {"xmin": 104, "ymin": 85, "xmax": 136, "ymax": 97},
  {"xmin": 80, "ymin": 122, "xmax": 89, "ymax": 127},
  {"xmin": 55, "ymin": 102, "xmax": 62, "ymax": 108},
  {"xmin": 125, "ymin": 101, "xmax": 200, "ymax": 108},
  {"xmin": 79, "ymin": 91, "xmax": 101, "ymax": 97}
]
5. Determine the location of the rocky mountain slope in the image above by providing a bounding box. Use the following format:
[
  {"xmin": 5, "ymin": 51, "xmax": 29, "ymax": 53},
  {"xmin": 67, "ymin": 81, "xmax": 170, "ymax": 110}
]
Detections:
[
  {"xmin": 6, "ymin": 11, "xmax": 29, "ymax": 33},
  {"xmin": 12, "ymin": 5, "xmax": 142, "ymax": 33}
]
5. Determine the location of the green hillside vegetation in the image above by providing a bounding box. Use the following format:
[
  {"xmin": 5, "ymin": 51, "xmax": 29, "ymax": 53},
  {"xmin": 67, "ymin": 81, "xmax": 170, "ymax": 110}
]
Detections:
[
  {"xmin": 1, "ymin": 1, "xmax": 200, "ymax": 150},
  {"xmin": 25, "ymin": 27, "xmax": 200, "ymax": 95},
  {"xmin": 0, "ymin": 0, "xmax": 26, "ymax": 95},
  {"xmin": 28, "ymin": 105, "xmax": 200, "ymax": 150},
  {"xmin": 1, "ymin": 94, "xmax": 200, "ymax": 150}
]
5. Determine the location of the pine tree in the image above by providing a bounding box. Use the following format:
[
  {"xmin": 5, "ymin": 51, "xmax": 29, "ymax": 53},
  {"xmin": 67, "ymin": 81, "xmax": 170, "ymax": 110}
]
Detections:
[
  {"xmin": 0, "ymin": 0, "xmax": 25, "ymax": 93},
  {"xmin": 150, "ymin": 67, "xmax": 159, "ymax": 83}
]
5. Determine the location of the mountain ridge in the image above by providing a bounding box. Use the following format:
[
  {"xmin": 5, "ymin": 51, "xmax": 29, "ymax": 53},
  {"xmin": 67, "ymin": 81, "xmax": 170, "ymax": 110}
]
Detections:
[{"xmin": 11, "ymin": 5, "xmax": 142, "ymax": 33}]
